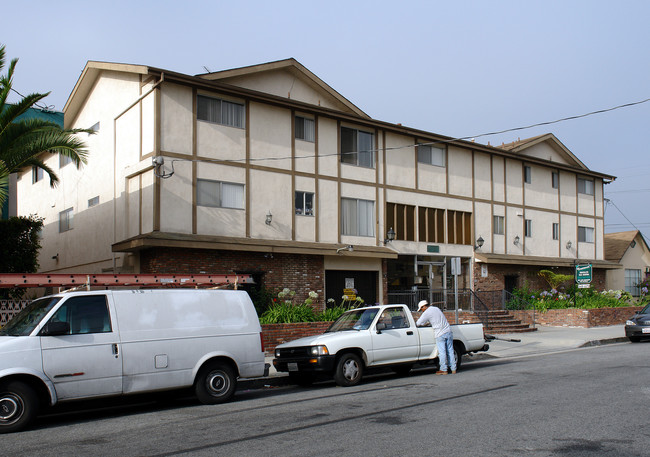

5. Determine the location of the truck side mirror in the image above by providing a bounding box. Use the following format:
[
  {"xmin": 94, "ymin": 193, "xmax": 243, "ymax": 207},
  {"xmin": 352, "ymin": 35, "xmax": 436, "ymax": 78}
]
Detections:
[
  {"xmin": 40, "ymin": 321, "xmax": 70, "ymax": 336},
  {"xmin": 376, "ymin": 322, "xmax": 386, "ymax": 334}
]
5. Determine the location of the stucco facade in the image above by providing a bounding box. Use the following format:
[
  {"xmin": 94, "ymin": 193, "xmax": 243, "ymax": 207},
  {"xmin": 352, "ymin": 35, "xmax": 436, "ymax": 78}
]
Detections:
[{"xmin": 16, "ymin": 59, "xmax": 617, "ymax": 307}]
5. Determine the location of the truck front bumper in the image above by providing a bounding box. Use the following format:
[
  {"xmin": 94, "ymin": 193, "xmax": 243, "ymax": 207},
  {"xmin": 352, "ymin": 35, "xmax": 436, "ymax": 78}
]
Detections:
[{"xmin": 273, "ymin": 355, "xmax": 336, "ymax": 373}]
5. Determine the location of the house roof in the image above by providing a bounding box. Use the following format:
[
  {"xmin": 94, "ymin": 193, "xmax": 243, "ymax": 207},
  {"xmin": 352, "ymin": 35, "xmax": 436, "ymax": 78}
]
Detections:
[
  {"xmin": 604, "ymin": 230, "xmax": 650, "ymax": 262},
  {"xmin": 498, "ymin": 133, "xmax": 591, "ymax": 171}
]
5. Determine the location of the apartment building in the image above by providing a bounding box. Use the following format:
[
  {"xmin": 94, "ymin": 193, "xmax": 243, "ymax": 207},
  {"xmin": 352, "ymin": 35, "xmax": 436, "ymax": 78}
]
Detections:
[{"xmin": 16, "ymin": 59, "xmax": 616, "ymax": 307}]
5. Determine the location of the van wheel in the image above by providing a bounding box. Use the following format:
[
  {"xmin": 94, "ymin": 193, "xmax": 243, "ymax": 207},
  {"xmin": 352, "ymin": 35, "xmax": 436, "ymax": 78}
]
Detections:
[
  {"xmin": 334, "ymin": 353, "xmax": 363, "ymax": 387},
  {"xmin": 0, "ymin": 381, "xmax": 39, "ymax": 434},
  {"xmin": 195, "ymin": 363, "xmax": 237, "ymax": 404}
]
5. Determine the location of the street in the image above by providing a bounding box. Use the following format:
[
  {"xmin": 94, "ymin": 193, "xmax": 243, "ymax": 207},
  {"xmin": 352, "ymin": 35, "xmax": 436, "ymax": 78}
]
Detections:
[{"xmin": 2, "ymin": 341, "xmax": 647, "ymax": 457}]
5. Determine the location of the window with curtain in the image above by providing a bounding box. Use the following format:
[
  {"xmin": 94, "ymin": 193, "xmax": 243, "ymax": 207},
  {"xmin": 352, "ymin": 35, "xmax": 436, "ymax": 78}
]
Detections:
[
  {"xmin": 417, "ymin": 144, "xmax": 446, "ymax": 167},
  {"xmin": 625, "ymin": 269, "xmax": 642, "ymax": 296},
  {"xmin": 578, "ymin": 178, "xmax": 594, "ymax": 195},
  {"xmin": 295, "ymin": 191, "xmax": 314, "ymax": 216},
  {"xmin": 197, "ymin": 95, "xmax": 245, "ymax": 128},
  {"xmin": 197, "ymin": 179, "xmax": 244, "ymax": 209},
  {"xmin": 341, "ymin": 198, "xmax": 375, "ymax": 237},
  {"xmin": 493, "ymin": 216, "xmax": 505, "ymax": 235},
  {"xmin": 340, "ymin": 127, "xmax": 374, "ymax": 168},
  {"xmin": 578, "ymin": 226, "xmax": 594, "ymax": 243},
  {"xmin": 295, "ymin": 116, "xmax": 315, "ymax": 142}
]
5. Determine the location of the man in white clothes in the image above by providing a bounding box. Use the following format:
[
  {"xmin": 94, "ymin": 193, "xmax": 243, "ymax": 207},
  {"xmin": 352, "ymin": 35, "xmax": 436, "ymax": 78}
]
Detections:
[{"xmin": 416, "ymin": 300, "xmax": 456, "ymax": 375}]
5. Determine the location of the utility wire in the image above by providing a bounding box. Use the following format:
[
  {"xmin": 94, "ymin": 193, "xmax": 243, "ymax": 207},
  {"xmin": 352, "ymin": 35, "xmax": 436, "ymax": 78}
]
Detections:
[{"xmin": 604, "ymin": 198, "xmax": 649, "ymax": 242}]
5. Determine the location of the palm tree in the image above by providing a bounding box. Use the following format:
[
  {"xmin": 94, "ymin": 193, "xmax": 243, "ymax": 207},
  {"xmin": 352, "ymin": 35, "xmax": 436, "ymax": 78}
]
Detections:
[{"xmin": 0, "ymin": 44, "xmax": 92, "ymax": 207}]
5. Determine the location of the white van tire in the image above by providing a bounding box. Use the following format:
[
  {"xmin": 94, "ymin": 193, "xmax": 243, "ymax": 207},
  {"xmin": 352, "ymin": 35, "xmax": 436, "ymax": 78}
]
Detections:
[
  {"xmin": 0, "ymin": 381, "xmax": 39, "ymax": 434},
  {"xmin": 195, "ymin": 363, "xmax": 237, "ymax": 404}
]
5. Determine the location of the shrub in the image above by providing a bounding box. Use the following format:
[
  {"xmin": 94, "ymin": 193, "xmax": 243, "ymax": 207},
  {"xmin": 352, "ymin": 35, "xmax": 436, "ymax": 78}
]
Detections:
[{"xmin": 259, "ymin": 302, "xmax": 316, "ymax": 324}]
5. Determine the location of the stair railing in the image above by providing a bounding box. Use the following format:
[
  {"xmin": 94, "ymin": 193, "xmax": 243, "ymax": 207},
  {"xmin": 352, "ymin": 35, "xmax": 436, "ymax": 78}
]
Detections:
[{"xmin": 502, "ymin": 290, "xmax": 536, "ymax": 328}]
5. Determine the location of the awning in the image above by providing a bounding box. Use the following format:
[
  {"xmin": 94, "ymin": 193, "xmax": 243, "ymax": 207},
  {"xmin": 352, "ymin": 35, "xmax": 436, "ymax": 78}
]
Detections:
[
  {"xmin": 112, "ymin": 231, "xmax": 398, "ymax": 259},
  {"xmin": 474, "ymin": 253, "xmax": 621, "ymax": 270}
]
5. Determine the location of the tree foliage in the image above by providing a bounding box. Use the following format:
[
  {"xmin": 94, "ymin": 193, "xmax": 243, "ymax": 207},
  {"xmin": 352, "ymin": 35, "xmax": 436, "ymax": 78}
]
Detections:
[
  {"xmin": 0, "ymin": 215, "xmax": 43, "ymax": 298},
  {"xmin": 0, "ymin": 44, "xmax": 92, "ymax": 207},
  {"xmin": 538, "ymin": 269, "xmax": 573, "ymax": 290}
]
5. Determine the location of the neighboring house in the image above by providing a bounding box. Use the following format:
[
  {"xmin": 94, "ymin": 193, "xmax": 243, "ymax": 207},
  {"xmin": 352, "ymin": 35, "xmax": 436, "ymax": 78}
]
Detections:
[
  {"xmin": 15, "ymin": 58, "xmax": 617, "ymax": 307},
  {"xmin": 604, "ymin": 231, "xmax": 650, "ymax": 295},
  {"xmin": 1, "ymin": 106, "xmax": 64, "ymax": 219}
]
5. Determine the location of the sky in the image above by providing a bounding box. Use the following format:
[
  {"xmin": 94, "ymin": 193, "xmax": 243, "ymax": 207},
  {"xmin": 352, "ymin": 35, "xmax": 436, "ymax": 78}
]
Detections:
[{"xmin": 4, "ymin": 0, "xmax": 649, "ymax": 241}]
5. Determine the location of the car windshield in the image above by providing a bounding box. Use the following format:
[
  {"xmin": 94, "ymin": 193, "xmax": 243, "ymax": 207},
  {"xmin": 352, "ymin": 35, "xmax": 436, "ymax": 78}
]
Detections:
[
  {"xmin": 326, "ymin": 308, "xmax": 379, "ymax": 332},
  {"xmin": 0, "ymin": 297, "xmax": 61, "ymax": 336},
  {"xmin": 641, "ymin": 304, "xmax": 650, "ymax": 314}
]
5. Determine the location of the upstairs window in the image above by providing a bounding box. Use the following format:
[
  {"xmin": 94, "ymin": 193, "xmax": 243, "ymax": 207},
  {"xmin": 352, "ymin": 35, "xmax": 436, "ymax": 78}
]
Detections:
[
  {"xmin": 197, "ymin": 179, "xmax": 244, "ymax": 209},
  {"xmin": 386, "ymin": 202, "xmax": 416, "ymax": 241},
  {"xmin": 552, "ymin": 172, "xmax": 559, "ymax": 189},
  {"xmin": 578, "ymin": 177, "xmax": 594, "ymax": 195},
  {"xmin": 524, "ymin": 166, "xmax": 532, "ymax": 184},
  {"xmin": 525, "ymin": 219, "xmax": 532, "ymax": 237},
  {"xmin": 493, "ymin": 216, "xmax": 505, "ymax": 235},
  {"xmin": 295, "ymin": 116, "xmax": 315, "ymax": 142},
  {"xmin": 552, "ymin": 223, "xmax": 559, "ymax": 240},
  {"xmin": 578, "ymin": 226, "xmax": 594, "ymax": 243},
  {"xmin": 295, "ymin": 191, "xmax": 314, "ymax": 216},
  {"xmin": 341, "ymin": 198, "xmax": 374, "ymax": 237},
  {"xmin": 417, "ymin": 144, "xmax": 446, "ymax": 167},
  {"xmin": 197, "ymin": 95, "xmax": 245, "ymax": 129},
  {"xmin": 32, "ymin": 166, "xmax": 44, "ymax": 184},
  {"xmin": 341, "ymin": 127, "xmax": 374, "ymax": 168},
  {"xmin": 88, "ymin": 196, "xmax": 100, "ymax": 208},
  {"xmin": 59, "ymin": 207, "xmax": 74, "ymax": 233}
]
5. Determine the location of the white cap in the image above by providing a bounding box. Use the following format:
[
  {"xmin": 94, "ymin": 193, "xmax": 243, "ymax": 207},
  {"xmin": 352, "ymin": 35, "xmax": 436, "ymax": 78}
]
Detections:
[{"xmin": 417, "ymin": 300, "xmax": 428, "ymax": 311}]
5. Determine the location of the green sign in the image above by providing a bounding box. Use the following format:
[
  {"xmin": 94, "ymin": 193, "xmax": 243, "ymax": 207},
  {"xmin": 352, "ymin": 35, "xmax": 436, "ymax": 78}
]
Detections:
[
  {"xmin": 575, "ymin": 264, "xmax": 592, "ymax": 284},
  {"xmin": 427, "ymin": 245, "xmax": 440, "ymax": 253}
]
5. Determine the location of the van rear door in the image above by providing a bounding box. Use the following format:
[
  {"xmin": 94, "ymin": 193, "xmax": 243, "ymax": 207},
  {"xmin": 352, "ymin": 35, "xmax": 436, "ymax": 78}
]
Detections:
[{"xmin": 40, "ymin": 294, "xmax": 123, "ymax": 400}]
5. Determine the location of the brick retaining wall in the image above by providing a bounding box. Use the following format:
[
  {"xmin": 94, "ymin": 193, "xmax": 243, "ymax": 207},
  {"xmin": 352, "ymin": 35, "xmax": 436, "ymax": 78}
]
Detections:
[{"xmin": 512, "ymin": 306, "xmax": 642, "ymax": 328}]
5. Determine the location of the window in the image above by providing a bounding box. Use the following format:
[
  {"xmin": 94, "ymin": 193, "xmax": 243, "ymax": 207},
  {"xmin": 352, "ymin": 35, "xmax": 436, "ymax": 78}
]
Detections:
[
  {"xmin": 340, "ymin": 127, "xmax": 374, "ymax": 168},
  {"xmin": 295, "ymin": 116, "xmax": 315, "ymax": 142},
  {"xmin": 197, "ymin": 95, "xmax": 245, "ymax": 128},
  {"xmin": 32, "ymin": 166, "xmax": 43, "ymax": 184},
  {"xmin": 552, "ymin": 172, "xmax": 559, "ymax": 189},
  {"xmin": 578, "ymin": 226, "xmax": 594, "ymax": 243},
  {"xmin": 341, "ymin": 198, "xmax": 374, "ymax": 237},
  {"xmin": 417, "ymin": 144, "xmax": 445, "ymax": 167},
  {"xmin": 418, "ymin": 206, "xmax": 445, "ymax": 243},
  {"xmin": 378, "ymin": 307, "xmax": 410, "ymax": 329},
  {"xmin": 447, "ymin": 210, "xmax": 473, "ymax": 245},
  {"xmin": 88, "ymin": 196, "xmax": 100, "ymax": 208},
  {"xmin": 386, "ymin": 202, "xmax": 415, "ymax": 241},
  {"xmin": 47, "ymin": 295, "xmax": 111, "ymax": 335},
  {"xmin": 90, "ymin": 122, "xmax": 100, "ymax": 133},
  {"xmin": 578, "ymin": 178, "xmax": 594, "ymax": 195},
  {"xmin": 60, "ymin": 154, "xmax": 73, "ymax": 168},
  {"xmin": 552, "ymin": 223, "xmax": 559, "ymax": 240},
  {"xmin": 525, "ymin": 219, "xmax": 532, "ymax": 237},
  {"xmin": 197, "ymin": 179, "xmax": 244, "ymax": 209},
  {"xmin": 524, "ymin": 166, "xmax": 531, "ymax": 184},
  {"xmin": 295, "ymin": 191, "xmax": 314, "ymax": 216},
  {"xmin": 493, "ymin": 216, "xmax": 505, "ymax": 235},
  {"xmin": 625, "ymin": 269, "xmax": 642, "ymax": 296},
  {"xmin": 59, "ymin": 208, "xmax": 74, "ymax": 232}
]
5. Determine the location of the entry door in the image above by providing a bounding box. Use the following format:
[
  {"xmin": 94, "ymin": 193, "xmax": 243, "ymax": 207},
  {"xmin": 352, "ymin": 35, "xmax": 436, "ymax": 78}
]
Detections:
[
  {"xmin": 41, "ymin": 295, "xmax": 122, "ymax": 400},
  {"xmin": 369, "ymin": 307, "xmax": 419, "ymax": 364}
]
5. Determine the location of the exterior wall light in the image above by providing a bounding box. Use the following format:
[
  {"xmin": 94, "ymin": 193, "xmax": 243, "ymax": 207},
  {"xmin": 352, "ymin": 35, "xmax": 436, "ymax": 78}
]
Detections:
[
  {"xmin": 474, "ymin": 236, "xmax": 484, "ymax": 250},
  {"xmin": 336, "ymin": 245, "xmax": 354, "ymax": 254},
  {"xmin": 566, "ymin": 240, "xmax": 572, "ymax": 250},
  {"xmin": 513, "ymin": 235, "xmax": 520, "ymax": 246},
  {"xmin": 265, "ymin": 211, "xmax": 272, "ymax": 225},
  {"xmin": 384, "ymin": 227, "xmax": 396, "ymax": 245}
]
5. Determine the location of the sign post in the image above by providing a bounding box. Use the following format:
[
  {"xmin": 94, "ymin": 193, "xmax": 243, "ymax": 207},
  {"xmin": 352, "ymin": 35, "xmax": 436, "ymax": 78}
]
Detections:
[
  {"xmin": 574, "ymin": 263, "xmax": 592, "ymax": 307},
  {"xmin": 451, "ymin": 257, "xmax": 461, "ymax": 324}
]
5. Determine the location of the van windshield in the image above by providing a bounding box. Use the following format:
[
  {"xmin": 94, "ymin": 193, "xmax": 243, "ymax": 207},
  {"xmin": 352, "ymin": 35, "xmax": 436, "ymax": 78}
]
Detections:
[
  {"xmin": 0, "ymin": 297, "xmax": 61, "ymax": 336},
  {"xmin": 326, "ymin": 308, "xmax": 378, "ymax": 332}
]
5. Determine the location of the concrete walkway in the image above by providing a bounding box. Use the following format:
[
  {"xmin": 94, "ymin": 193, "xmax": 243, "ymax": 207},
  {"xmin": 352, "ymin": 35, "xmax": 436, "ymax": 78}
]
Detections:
[{"xmin": 240, "ymin": 325, "xmax": 629, "ymax": 388}]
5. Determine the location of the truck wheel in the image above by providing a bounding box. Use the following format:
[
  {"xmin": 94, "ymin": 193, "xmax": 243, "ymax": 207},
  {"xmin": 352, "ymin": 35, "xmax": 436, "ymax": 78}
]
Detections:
[
  {"xmin": 392, "ymin": 364, "xmax": 413, "ymax": 376},
  {"xmin": 195, "ymin": 363, "xmax": 237, "ymax": 404},
  {"xmin": 334, "ymin": 353, "xmax": 363, "ymax": 387},
  {"xmin": 453, "ymin": 344, "xmax": 463, "ymax": 371},
  {"xmin": 0, "ymin": 381, "xmax": 39, "ymax": 434}
]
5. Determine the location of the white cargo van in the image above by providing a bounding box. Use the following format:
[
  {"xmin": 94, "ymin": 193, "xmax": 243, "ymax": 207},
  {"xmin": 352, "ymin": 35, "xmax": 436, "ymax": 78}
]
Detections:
[{"xmin": 0, "ymin": 289, "xmax": 268, "ymax": 433}]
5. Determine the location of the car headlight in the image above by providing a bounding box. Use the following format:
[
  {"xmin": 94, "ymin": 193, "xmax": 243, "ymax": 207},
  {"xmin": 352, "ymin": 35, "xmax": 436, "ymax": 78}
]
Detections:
[
  {"xmin": 310, "ymin": 345, "xmax": 329, "ymax": 356},
  {"xmin": 625, "ymin": 320, "xmax": 636, "ymax": 326}
]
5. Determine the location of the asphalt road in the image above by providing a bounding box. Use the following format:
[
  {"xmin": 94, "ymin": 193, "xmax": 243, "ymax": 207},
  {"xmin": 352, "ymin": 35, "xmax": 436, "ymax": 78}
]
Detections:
[{"xmin": 3, "ymin": 341, "xmax": 648, "ymax": 456}]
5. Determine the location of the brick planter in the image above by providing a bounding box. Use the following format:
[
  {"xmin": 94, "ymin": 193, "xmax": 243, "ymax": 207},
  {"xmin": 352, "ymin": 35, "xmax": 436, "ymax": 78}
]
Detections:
[
  {"xmin": 511, "ymin": 306, "xmax": 643, "ymax": 328},
  {"xmin": 262, "ymin": 322, "xmax": 332, "ymax": 355}
]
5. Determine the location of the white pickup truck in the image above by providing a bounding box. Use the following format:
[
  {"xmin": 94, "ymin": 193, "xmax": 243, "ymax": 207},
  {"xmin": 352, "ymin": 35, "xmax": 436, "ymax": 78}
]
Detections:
[{"xmin": 273, "ymin": 304, "xmax": 488, "ymax": 386}]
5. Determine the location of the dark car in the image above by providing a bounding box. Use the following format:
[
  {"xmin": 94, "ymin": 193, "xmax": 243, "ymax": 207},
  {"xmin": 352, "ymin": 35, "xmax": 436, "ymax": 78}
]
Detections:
[{"xmin": 625, "ymin": 303, "xmax": 650, "ymax": 342}]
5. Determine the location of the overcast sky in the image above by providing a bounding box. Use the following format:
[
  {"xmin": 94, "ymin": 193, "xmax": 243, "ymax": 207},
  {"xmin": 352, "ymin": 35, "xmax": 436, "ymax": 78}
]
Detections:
[{"xmin": 4, "ymin": 0, "xmax": 649, "ymax": 240}]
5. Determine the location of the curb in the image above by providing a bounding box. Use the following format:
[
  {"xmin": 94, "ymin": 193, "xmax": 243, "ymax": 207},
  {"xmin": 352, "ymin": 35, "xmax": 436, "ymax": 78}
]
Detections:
[{"xmin": 579, "ymin": 337, "xmax": 629, "ymax": 347}]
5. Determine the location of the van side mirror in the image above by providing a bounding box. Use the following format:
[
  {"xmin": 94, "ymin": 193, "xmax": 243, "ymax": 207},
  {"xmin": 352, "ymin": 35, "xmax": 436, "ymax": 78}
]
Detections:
[
  {"xmin": 376, "ymin": 322, "xmax": 386, "ymax": 334},
  {"xmin": 40, "ymin": 321, "xmax": 70, "ymax": 336}
]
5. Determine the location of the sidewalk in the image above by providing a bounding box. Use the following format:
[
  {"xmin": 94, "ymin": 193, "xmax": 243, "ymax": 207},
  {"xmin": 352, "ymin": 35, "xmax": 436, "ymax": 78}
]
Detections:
[{"xmin": 239, "ymin": 325, "xmax": 629, "ymax": 389}]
